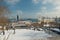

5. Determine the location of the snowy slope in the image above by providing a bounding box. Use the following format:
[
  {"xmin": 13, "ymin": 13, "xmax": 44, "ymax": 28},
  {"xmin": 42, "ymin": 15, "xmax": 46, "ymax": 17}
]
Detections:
[{"xmin": 8, "ymin": 29, "xmax": 52, "ymax": 40}]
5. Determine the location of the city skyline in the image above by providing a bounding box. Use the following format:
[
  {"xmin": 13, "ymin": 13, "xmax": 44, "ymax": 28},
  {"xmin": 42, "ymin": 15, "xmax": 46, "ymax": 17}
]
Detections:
[{"xmin": 1, "ymin": 0, "xmax": 60, "ymax": 18}]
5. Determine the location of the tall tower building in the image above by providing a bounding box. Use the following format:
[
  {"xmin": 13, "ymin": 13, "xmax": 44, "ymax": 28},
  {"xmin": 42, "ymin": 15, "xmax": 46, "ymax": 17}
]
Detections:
[{"xmin": 17, "ymin": 15, "xmax": 19, "ymax": 21}]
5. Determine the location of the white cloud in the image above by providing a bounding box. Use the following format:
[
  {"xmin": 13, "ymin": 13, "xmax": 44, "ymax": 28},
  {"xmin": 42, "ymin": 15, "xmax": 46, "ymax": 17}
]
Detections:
[
  {"xmin": 51, "ymin": 0, "xmax": 60, "ymax": 17},
  {"xmin": 42, "ymin": 0, "xmax": 60, "ymax": 6},
  {"xmin": 32, "ymin": 0, "xmax": 41, "ymax": 4},
  {"xmin": 55, "ymin": 6, "xmax": 60, "ymax": 10},
  {"xmin": 15, "ymin": 10, "xmax": 22, "ymax": 15},
  {"xmin": 53, "ymin": 0, "xmax": 60, "ymax": 5},
  {"xmin": 4, "ymin": 0, "xmax": 20, "ymax": 5},
  {"xmin": 32, "ymin": 0, "xmax": 53, "ymax": 4},
  {"xmin": 42, "ymin": 0, "xmax": 53, "ymax": 5},
  {"xmin": 40, "ymin": 6, "xmax": 47, "ymax": 11},
  {"xmin": 42, "ymin": 0, "xmax": 60, "ymax": 8},
  {"xmin": 36, "ymin": 9, "xmax": 60, "ymax": 18},
  {"xmin": 35, "ymin": 0, "xmax": 60, "ymax": 18}
]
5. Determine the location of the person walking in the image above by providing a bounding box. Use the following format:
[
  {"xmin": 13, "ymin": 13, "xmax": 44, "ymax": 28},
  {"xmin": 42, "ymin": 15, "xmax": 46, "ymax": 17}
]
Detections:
[{"xmin": 13, "ymin": 26, "xmax": 15, "ymax": 34}]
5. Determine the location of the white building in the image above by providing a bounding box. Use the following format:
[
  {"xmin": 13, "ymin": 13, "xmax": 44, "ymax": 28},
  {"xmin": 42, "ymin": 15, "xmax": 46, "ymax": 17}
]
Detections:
[{"xmin": 38, "ymin": 17, "xmax": 55, "ymax": 23}]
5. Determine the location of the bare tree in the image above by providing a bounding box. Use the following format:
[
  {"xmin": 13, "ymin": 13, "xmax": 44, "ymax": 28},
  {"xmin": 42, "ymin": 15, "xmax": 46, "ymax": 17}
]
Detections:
[
  {"xmin": 0, "ymin": 17, "xmax": 9, "ymax": 35},
  {"xmin": 0, "ymin": 0, "xmax": 10, "ymax": 35},
  {"xmin": 0, "ymin": 6, "xmax": 10, "ymax": 35}
]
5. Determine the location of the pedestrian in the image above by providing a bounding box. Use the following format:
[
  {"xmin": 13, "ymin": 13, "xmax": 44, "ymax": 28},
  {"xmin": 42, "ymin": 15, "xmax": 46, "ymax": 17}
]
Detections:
[
  {"xmin": 13, "ymin": 26, "xmax": 15, "ymax": 34},
  {"xmin": 6, "ymin": 26, "xmax": 8, "ymax": 31}
]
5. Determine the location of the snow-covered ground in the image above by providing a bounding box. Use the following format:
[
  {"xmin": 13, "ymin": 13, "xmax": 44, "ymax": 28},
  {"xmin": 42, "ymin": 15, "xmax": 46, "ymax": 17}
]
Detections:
[
  {"xmin": 50, "ymin": 28, "xmax": 60, "ymax": 32},
  {"xmin": 0, "ymin": 30, "xmax": 13, "ymax": 40},
  {"xmin": 8, "ymin": 29, "xmax": 52, "ymax": 40}
]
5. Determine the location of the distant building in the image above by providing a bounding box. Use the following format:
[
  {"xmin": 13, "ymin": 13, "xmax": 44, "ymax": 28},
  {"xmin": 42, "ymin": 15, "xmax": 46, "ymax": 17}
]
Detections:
[
  {"xmin": 9, "ymin": 18, "xmax": 16, "ymax": 22},
  {"xmin": 55, "ymin": 17, "xmax": 60, "ymax": 23},
  {"xmin": 38, "ymin": 17, "xmax": 55, "ymax": 24},
  {"xmin": 17, "ymin": 15, "xmax": 19, "ymax": 21},
  {"xmin": 11, "ymin": 21, "xmax": 32, "ymax": 27},
  {"xmin": 43, "ymin": 18, "xmax": 55, "ymax": 23}
]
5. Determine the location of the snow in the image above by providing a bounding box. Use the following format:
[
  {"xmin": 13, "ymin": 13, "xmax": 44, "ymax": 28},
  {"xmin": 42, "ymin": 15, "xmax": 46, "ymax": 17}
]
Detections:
[
  {"xmin": 0, "ymin": 30, "xmax": 2, "ymax": 34},
  {"xmin": 8, "ymin": 29, "xmax": 52, "ymax": 40},
  {"xmin": 51, "ymin": 28, "xmax": 60, "ymax": 32},
  {"xmin": 44, "ymin": 24, "xmax": 50, "ymax": 27},
  {"xmin": 0, "ymin": 30, "xmax": 13, "ymax": 40}
]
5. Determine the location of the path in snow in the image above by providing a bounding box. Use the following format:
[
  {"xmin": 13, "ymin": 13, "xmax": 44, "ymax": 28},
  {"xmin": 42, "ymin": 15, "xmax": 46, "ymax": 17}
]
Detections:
[{"xmin": 7, "ymin": 29, "xmax": 53, "ymax": 40}]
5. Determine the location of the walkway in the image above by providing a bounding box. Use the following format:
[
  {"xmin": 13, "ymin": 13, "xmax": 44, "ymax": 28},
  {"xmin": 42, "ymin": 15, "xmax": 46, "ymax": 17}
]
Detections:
[{"xmin": 8, "ymin": 29, "xmax": 54, "ymax": 40}]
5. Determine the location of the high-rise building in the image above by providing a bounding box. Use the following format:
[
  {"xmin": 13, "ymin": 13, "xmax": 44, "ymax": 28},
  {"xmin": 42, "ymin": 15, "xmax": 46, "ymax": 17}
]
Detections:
[{"xmin": 17, "ymin": 15, "xmax": 19, "ymax": 21}]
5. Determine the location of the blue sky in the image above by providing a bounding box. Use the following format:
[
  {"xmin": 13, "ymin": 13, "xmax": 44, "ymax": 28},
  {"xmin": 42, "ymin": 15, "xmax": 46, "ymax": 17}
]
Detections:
[{"xmin": 1, "ymin": 0, "xmax": 60, "ymax": 18}]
